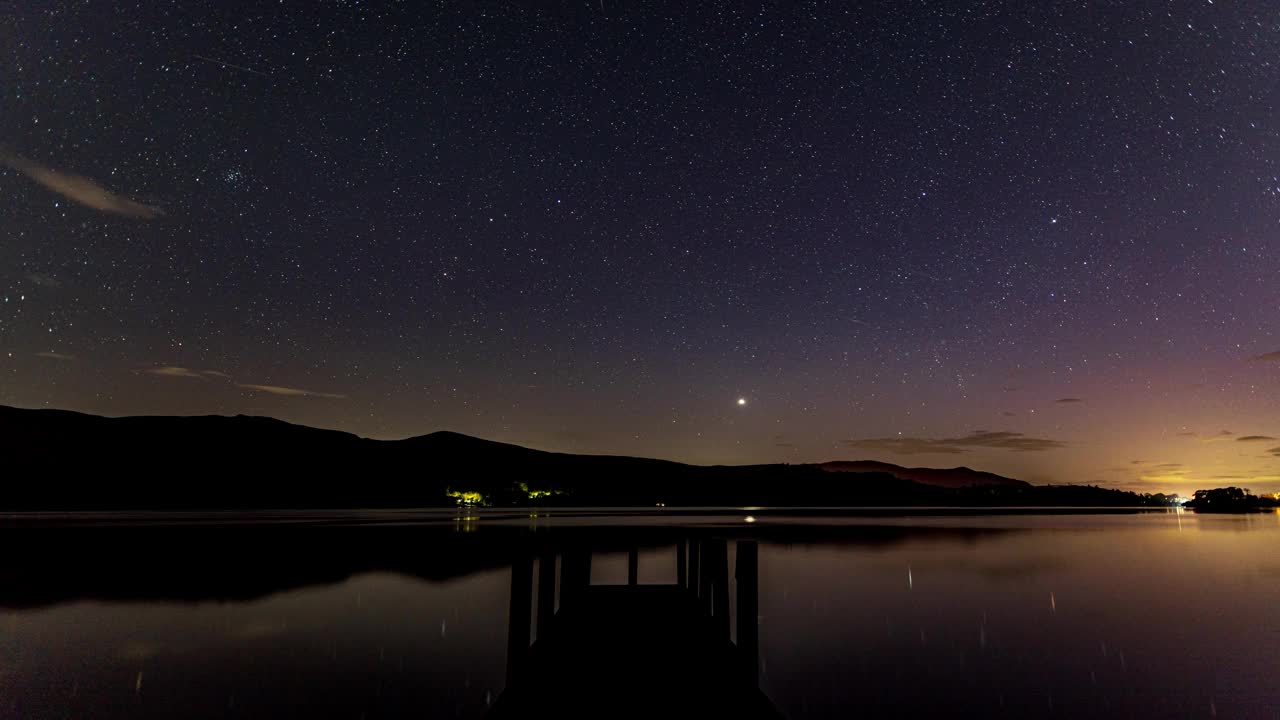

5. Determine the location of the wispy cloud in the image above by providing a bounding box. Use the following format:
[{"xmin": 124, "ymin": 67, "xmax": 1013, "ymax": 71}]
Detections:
[
  {"xmin": 26, "ymin": 273, "xmax": 61, "ymax": 288},
  {"xmin": 35, "ymin": 351, "xmax": 74, "ymax": 360},
  {"xmin": 1055, "ymin": 397, "xmax": 1083, "ymax": 404},
  {"xmin": 1237, "ymin": 435, "xmax": 1277, "ymax": 442},
  {"xmin": 845, "ymin": 431, "xmax": 1066, "ymax": 455},
  {"xmin": 144, "ymin": 366, "xmax": 211, "ymax": 380},
  {"xmin": 238, "ymin": 384, "xmax": 345, "ymax": 399},
  {"xmin": 1137, "ymin": 463, "xmax": 1191, "ymax": 482},
  {"xmin": 1184, "ymin": 430, "xmax": 1234, "ymax": 443},
  {"xmin": 1268, "ymin": 447, "xmax": 1280, "ymax": 457},
  {"xmin": 143, "ymin": 366, "xmax": 343, "ymax": 399},
  {"xmin": 2, "ymin": 153, "xmax": 162, "ymax": 218},
  {"xmin": 1248, "ymin": 351, "xmax": 1280, "ymax": 363}
]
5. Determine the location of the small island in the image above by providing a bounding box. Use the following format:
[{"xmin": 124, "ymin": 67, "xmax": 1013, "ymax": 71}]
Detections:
[{"xmin": 1183, "ymin": 487, "xmax": 1280, "ymax": 513}]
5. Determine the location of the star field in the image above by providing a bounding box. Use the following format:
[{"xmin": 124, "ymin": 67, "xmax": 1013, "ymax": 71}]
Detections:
[{"xmin": 2, "ymin": 1, "xmax": 1278, "ymax": 493}]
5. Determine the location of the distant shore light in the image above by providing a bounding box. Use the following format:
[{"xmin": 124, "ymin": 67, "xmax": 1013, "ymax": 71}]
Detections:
[{"xmin": 737, "ymin": 397, "xmax": 747, "ymax": 406}]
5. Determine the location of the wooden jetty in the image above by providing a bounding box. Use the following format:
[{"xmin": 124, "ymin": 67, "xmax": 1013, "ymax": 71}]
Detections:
[{"xmin": 487, "ymin": 538, "xmax": 781, "ymax": 719}]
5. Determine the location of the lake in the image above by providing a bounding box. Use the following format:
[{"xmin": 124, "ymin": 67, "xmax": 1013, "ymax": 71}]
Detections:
[{"xmin": 2, "ymin": 508, "xmax": 1278, "ymax": 718}]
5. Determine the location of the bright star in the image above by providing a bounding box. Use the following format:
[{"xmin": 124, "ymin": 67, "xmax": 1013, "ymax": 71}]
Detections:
[{"xmin": 737, "ymin": 398, "xmax": 747, "ymax": 406}]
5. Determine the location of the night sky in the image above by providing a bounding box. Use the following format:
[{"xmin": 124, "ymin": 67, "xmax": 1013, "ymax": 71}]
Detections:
[{"xmin": 3, "ymin": 2, "xmax": 1278, "ymax": 494}]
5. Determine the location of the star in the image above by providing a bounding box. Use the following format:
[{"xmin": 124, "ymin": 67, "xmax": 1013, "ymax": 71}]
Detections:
[{"xmin": 737, "ymin": 398, "xmax": 747, "ymax": 406}]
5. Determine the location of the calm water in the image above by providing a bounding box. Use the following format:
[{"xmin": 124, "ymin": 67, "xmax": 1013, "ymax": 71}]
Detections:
[{"xmin": 3, "ymin": 509, "xmax": 1279, "ymax": 718}]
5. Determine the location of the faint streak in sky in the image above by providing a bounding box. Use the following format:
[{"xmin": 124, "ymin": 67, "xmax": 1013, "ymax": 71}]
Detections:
[
  {"xmin": 143, "ymin": 367, "xmax": 340, "ymax": 398},
  {"xmin": 846, "ymin": 431, "xmax": 1067, "ymax": 455},
  {"xmin": 26, "ymin": 273, "xmax": 61, "ymax": 288},
  {"xmin": 193, "ymin": 54, "xmax": 271, "ymax": 78},
  {"xmin": 238, "ymin": 384, "xmax": 346, "ymax": 399},
  {"xmin": 144, "ymin": 366, "xmax": 210, "ymax": 380},
  {"xmin": 2, "ymin": 153, "xmax": 162, "ymax": 218}
]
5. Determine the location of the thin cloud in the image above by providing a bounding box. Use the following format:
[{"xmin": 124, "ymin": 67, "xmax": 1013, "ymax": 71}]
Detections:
[
  {"xmin": 2, "ymin": 153, "xmax": 162, "ymax": 218},
  {"xmin": 145, "ymin": 366, "xmax": 209, "ymax": 380},
  {"xmin": 1268, "ymin": 447, "xmax": 1280, "ymax": 457},
  {"xmin": 35, "ymin": 351, "xmax": 74, "ymax": 360},
  {"xmin": 1248, "ymin": 351, "xmax": 1280, "ymax": 363},
  {"xmin": 847, "ymin": 438, "xmax": 966, "ymax": 454},
  {"xmin": 238, "ymin": 384, "xmax": 345, "ymax": 399},
  {"xmin": 1192, "ymin": 430, "xmax": 1235, "ymax": 443},
  {"xmin": 1055, "ymin": 397, "xmax": 1083, "ymax": 404},
  {"xmin": 1111, "ymin": 479, "xmax": 1161, "ymax": 491},
  {"xmin": 26, "ymin": 273, "xmax": 61, "ymax": 288},
  {"xmin": 1138, "ymin": 464, "xmax": 1190, "ymax": 480},
  {"xmin": 145, "ymin": 368, "xmax": 336, "ymax": 398},
  {"xmin": 845, "ymin": 430, "xmax": 1066, "ymax": 455},
  {"xmin": 1237, "ymin": 435, "xmax": 1277, "ymax": 442}
]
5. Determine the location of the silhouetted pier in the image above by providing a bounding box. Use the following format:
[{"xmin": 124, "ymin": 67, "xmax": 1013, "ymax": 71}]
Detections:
[{"xmin": 487, "ymin": 536, "xmax": 779, "ymax": 718}]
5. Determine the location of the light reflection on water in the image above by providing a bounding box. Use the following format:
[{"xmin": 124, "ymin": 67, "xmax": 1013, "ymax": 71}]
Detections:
[{"xmin": 1, "ymin": 510, "xmax": 1277, "ymax": 719}]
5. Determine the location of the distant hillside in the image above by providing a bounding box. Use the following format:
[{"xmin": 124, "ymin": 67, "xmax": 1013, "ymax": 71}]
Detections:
[
  {"xmin": 0, "ymin": 405, "xmax": 1158, "ymax": 510},
  {"xmin": 819, "ymin": 461, "xmax": 1027, "ymax": 489}
]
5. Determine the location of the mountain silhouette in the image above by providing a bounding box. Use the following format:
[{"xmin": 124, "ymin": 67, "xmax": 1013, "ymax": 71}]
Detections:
[
  {"xmin": 2, "ymin": 405, "xmax": 1148, "ymax": 510},
  {"xmin": 818, "ymin": 460, "xmax": 1026, "ymax": 489}
]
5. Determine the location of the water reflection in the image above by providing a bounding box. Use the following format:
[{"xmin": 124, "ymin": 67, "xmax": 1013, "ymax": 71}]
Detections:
[
  {"xmin": 491, "ymin": 537, "xmax": 776, "ymax": 718},
  {"xmin": 1, "ymin": 511, "xmax": 1278, "ymax": 719}
]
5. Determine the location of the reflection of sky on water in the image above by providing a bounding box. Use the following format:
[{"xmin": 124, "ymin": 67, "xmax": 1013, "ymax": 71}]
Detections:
[
  {"xmin": 1, "ymin": 571, "xmax": 509, "ymax": 719},
  {"xmin": 2, "ymin": 512, "xmax": 1278, "ymax": 719},
  {"xmin": 758, "ymin": 515, "xmax": 1280, "ymax": 718}
]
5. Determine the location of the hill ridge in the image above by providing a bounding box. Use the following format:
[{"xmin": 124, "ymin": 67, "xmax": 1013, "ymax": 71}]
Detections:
[{"xmin": 3, "ymin": 405, "xmax": 1160, "ymax": 510}]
